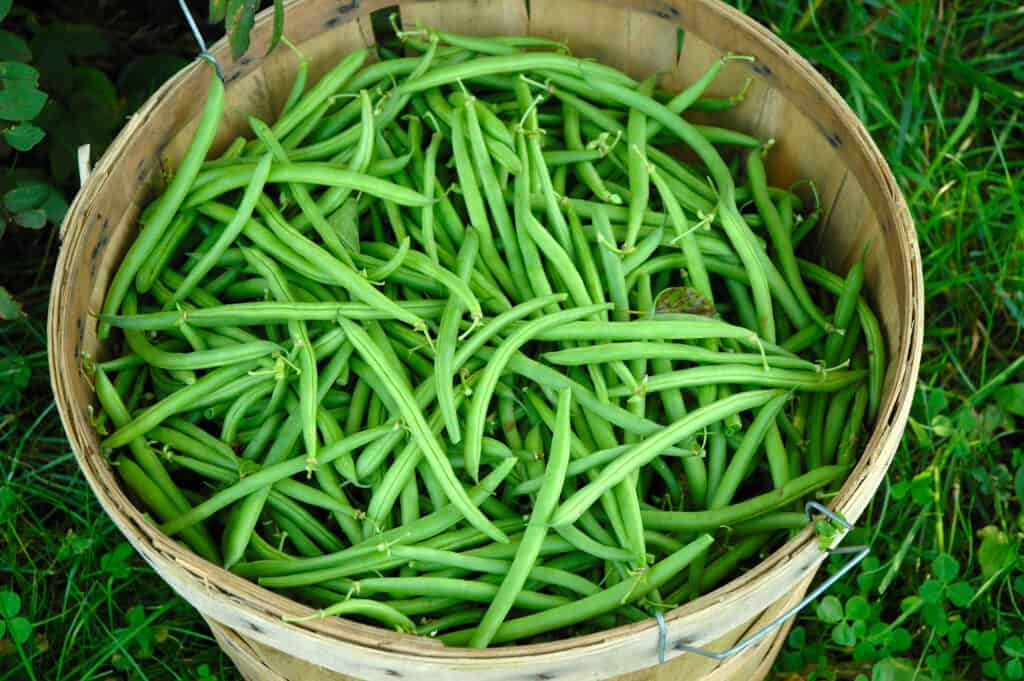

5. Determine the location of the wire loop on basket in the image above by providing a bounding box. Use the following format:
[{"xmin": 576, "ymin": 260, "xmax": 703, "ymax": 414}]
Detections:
[
  {"xmin": 177, "ymin": 0, "xmax": 225, "ymax": 82},
  {"xmin": 662, "ymin": 500, "xmax": 870, "ymax": 662}
]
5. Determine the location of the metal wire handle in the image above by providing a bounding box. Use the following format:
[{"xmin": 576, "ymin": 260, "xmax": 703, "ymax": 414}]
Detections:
[
  {"xmin": 656, "ymin": 500, "xmax": 870, "ymax": 663},
  {"xmin": 177, "ymin": 0, "xmax": 225, "ymax": 81}
]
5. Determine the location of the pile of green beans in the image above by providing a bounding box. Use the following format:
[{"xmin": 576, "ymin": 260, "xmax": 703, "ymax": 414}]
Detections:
[{"xmin": 90, "ymin": 25, "xmax": 884, "ymax": 648}]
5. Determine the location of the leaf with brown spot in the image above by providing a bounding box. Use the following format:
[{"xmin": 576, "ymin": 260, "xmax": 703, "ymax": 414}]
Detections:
[{"xmin": 654, "ymin": 286, "xmax": 717, "ymax": 317}]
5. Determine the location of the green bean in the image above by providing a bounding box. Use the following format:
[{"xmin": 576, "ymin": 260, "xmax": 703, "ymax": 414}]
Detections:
[
  {"xmin": 523, "ymin": 214, "xmax": 593, "ymax": 308},
  {"xmin": 269, "ymin": 509, "xmax": 322, "ymax": 557},
  {"xmin": 471, "ymin": 388, "xmax": 573, "ymax": 647},
  {"xmin": 200, "ymin": 201, "xmax": 427, "ymax": 328},
  {"xmin": 792, "ymin": 206, "xmax": 820, "ymax": 249},
  {"xmin": 420, "ymin": 130, "xmax": 442, "ymax": 264},
  {"xmin": 822, "ymin": 384, "xmax": 858, "ymax": 466},
  {"xmin": 221, "ymin": 380, "xmax": 276, "ymax": 446},
  {"xmin": 542, "ymin": 149, "xmax": 605, "ymax": 166},
  {"xmin": 563, "ymin": 102, "xmax": 621, "ymax": 204},
  {"xmin": 285, "ymin": 598, "xmax": 415, "ymax": 632},
  {"xmin": 350, "ymin": 577, "xmax": 568, "ymax": 611},
  {"xmin": 338, "ymin": 316, "xmax": 507, "ymax": 543},
  {"xmin": 763, "ymin": 421, "xmax": 790, "ymax": 489},
  {"xmin": 96, "ymin": 369, "xmax": 221, "ymax": 563},
  {"xmin": 147, "ymin": 426, "xmax": 234, "ymax": 471},
  {"xmin": 623, "ymin": 77, "xmax": 652, "ymax": 250},
  {"xmin": 641, "ymin": 465, "xmax": 849, "ymax": 531},
  {"xmin": 647, "ymin": 54, "xmax": 745, "ymax": 139},
  {"xmin": 747, "ymin": 149, "xmax": 829, "ymax": 331},
  {"xmin": 416, "ymin": 610, "xmax": 485, "ymax": 637},
  {"xmin": 620, "ymin": 227, "xmax": 665, "ymax": 277},
  {"xmin": 798, "ymin": 259, "xmax": 884, "ymax": 418},
  {"xmin": 242, "ymin": 411, "xmax": 283, "ymax": 461},
  {"xmin": 551, "ymin": 390, "xmax": 779, "ymax": 527},
  {"xmin": 542, "ymin": 341, "xmax": 817, "ymax": 371},
  {"xmin": 824, "ymin": 258, "xmax": 865, "ymax": 366},
  {"xmin": 136, "ymin": 212, "xmax": 196, "ymax": 294},
  {"xmin": 710, "ymin": 392, "xmax": 791, "ymax": 509},
  {"xmin": 99, "ymin": 63, "xmax": 224, "ymax": 340},
  {"xmin": 254, "ymin": 460, "xmax": 517, "ymax": 587},
  {"xmin": 436, "ymin": 230, "xmax": 480, "ymax": 444},
  {"xmin": 730, "ymin": 511, "xmax": 808, "ymax": 535},
  {"xmin": 186, "ymin": 162, "xmax": 429, "ymax": 209},
  {"xmin": 450, "ymin": 103, "xmax": 517, "ymax": 297},
  {"xmin": 394, "ymin": 53, "xmax": 632, "ymax": 98},
  {"xmin": 441, "ymin": 534, "xmax": 713, "ymax": 646},
  {"xmin": 574, "ymin": 66, "xmax": 776, "ymax": 342},
  {"xmin": 115, "ymin": 457, "xmax": 219, "ymax": 563},
  {"xmin": 837, "ymin": 384, "xmax": 869, "ymax": 466},
  {"xmin": 605, "ymin": 365, "xmax": 864, "ymax": 399},
  {"xmin": 271, "ymin": 48, "xmax": 367, "ymax": 142},
  {"xmin": 676, "ymin": 533, "xmax": 770, "ymax": 602},
  {"xmin": 239, "ymin": 247, "xmax": 319, "ymax": 466},
  {"xmin": 463, "ymin": 304, "xmax": 609, "ymax": 481},
  {"xmin": 102, "ymin": 363, "xmax": 255, "ymax": 449},
  {"xmin": 160, "ymin": 424, "xmax": 390, "ymax": 538},
  {"xmin": 464, "ymin": 101, "xmax": 529, "ymax": 302}
]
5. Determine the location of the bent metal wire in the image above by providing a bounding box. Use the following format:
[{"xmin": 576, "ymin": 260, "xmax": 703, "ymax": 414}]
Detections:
[{"xmin": 655, "ymin": 500, "xmax": 870, "ymax": 663}]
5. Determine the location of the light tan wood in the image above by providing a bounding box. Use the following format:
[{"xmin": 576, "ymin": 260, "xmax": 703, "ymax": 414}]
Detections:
[{"xmin": 49, "ymin": 0, "xmax": 922, "ymax": 679}]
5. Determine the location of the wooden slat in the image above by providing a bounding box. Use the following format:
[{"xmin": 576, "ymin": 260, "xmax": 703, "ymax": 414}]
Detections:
[
  {"xmin": 530, "ymin": 0, "xmax": 631, "ymax": 70},
  {"xmin": 403, "ymin": 0, "xmax": 528, "ymax": 35}
]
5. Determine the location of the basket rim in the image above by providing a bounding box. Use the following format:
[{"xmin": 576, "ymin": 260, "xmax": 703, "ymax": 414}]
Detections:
[{"xmin": 48, "ymin": 0, "xmax": 923, "ymax": 674}]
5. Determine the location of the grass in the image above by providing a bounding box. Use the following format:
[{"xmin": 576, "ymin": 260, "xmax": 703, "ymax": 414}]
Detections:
[{"xmin": 1, "ymin": 1, "xmax": 1022, "ymax": 679}]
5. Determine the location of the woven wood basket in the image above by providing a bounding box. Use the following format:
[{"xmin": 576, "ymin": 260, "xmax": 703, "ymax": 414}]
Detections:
[{"xmin": 48, "ymin": 0, "xmax": 923, "ymax": 679}]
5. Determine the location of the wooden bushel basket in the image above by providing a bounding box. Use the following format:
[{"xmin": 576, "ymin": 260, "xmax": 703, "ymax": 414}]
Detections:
[{"xmin": 48, "ymin": 0, "xmax": 923, "ymax": 679}]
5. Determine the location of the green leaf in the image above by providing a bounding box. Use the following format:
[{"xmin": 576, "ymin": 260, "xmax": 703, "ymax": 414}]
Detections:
[
  {"xmin": 832, "ymin": 620, "xmax": 857, "ymax": 646},
  {"xmin": 0, "ymin": 590, "xmax": 21, "ymax": 617},
  {"xmin": 0, "ymin": 84, "xmax": 47, "ymax": 121},
  {"xmin": 4, "ymin": 183, "xmax": 49, "ymax": 212},
  {"xmin": 947, "ymin": 581, "xmax": 975, "ymax": 607},
  {"xmin": 1009, "ymin": 659, "xmax": 1024, "ymax": 681},
  {"xmin": 100, "ymin": 542, "xmax": 134, "ymax": 580},
  {"xmin": 0, "ymin": 0, "xmax": 11, "ymax": 22},
  {"xmin": 995, "ymin": 383, "xmax": 1024, "ymax": 416},
  {"xmin": 871, "ymin": 658, "xmax": 920, "ymax": 681},
  {"xmin": 852, "ymin": 639, "xmax": 875, "ymax": 662},
  {"xmin": 0, "ymin": 61, "xmax": 38, "ymax": 84},
  {"xmin": 0, "ymin": 30, "xmax": 31, "ymax": 62},
  {"xmin": 14, "ymin": 209, "xmax": 46, "ymax": 229},
  {"xmin": 845, "ymin": 595, "xmax": 871, "ymax": 621},
  {"xmin": 816, "ymin": 594, "xmax": 844, "ymax": 623},
  {"xmin": 654, "ymin": 286, "xmax": 717, "ymax": 316},
  {"xmin": 117, "ymin": 54, "xmax": 189, "ymax": 113},
  {"xmin": 918, "ymin": 579, "xmax": 944, "ymax": 604},
  {"xmin": 40, "ymin": 187, "xmax": 67, "ymax": 223},
  {"xmin": 3, "ymin": 122, "xmax": 44, "ymax": 150},
  {"xmin": 1006, "ymin": 637, "xmax": 1024, "ymax": 657},
  {"xmin": 0, "ymin": 286, "xmax": 21, "ymax": 319},
  {"xmin": 269, "ymin": 0, "xmax": 285, "ymax": 55},
  {"xmin": 226, "ymin": 0, "xmax": 259, "ymax": 60},
  {"xmin": 920, "ymin": 601, "xmax": 947, "ymax": 631},
  {"xmin": 31, "ymin": 23, "xmax": 111, "ymax": 59},
  {"xmin": 209, "ymin": 0, "xmax": 228, "ymax": 23},
  {"xmin": 1017, "ymin": 465, "xmax": 1024, "ymax": 505},
  {"xmin": 887, "ymin": 628, "xmax": 912, "ymax": 653},
  {"xmin": 8, "ymin": 616, "xmax": 31, "ymax": 644},
  {"xmin": 0, "ymin": 485, "xmax": 14, "ymax": 515},
  {"xmin": 967, "ymin": 628, "xmax": 999, "ymax": 658},
  {"xmin": 983, "ymin": 660, "xmax": 1001, "ymax": 678},
  {"xmin": 978, "ymin": 525, "xmax": 1016, "ymax": 578},
  {"xmin": 932, "ymin": 553, "xmax": 959, "ymax": 583}
]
